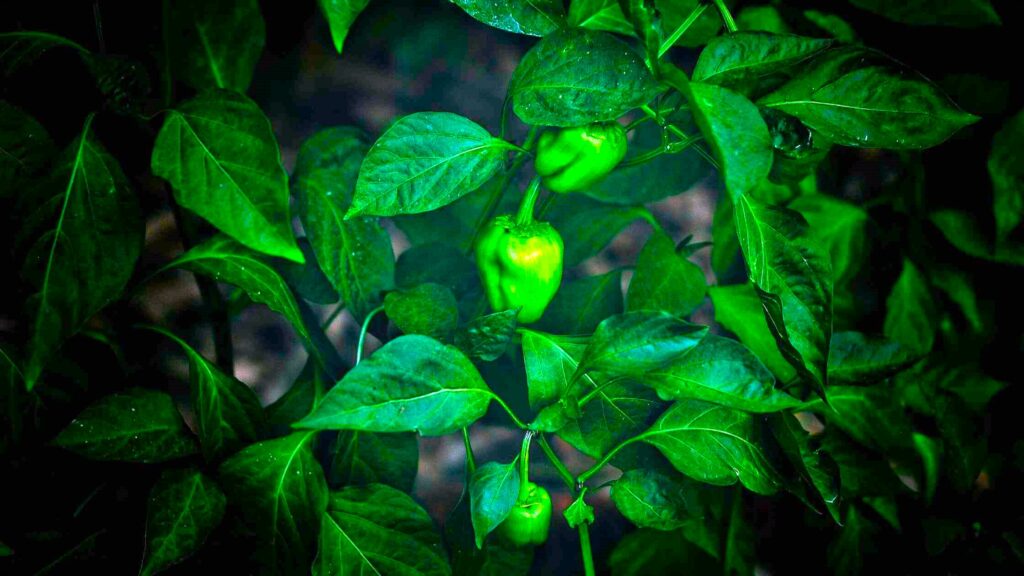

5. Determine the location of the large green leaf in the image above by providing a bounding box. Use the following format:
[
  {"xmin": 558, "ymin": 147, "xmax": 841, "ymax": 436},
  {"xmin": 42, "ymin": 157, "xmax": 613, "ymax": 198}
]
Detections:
[
  {"xmin": 146, "ymin": 326, "xmax": 263, "ymax": 461},
  {"xmin": 451, "ymin": 0, "xmax": 565, "ymax": 36},
  {"xmin": 568, "ymin": 0, "xmax": 723, "ymax": 49},
  {"xmin": 469, "ymin": 460, "xmax": 520, "ymax": 548},
  {"xmin": 219, "ymin": 432, "xmax": 327, "ymax": 576},
  {"xmin": 293, "ymin": 126, "xmax": 395, "ymax": 321},
  {"xmin": 329, "ymin": 431, "xmax": 419, "ymax": 493},
  {"xmin": 536, "ymin": 271, "xmax": 623, "ymax": 334},
  {"xmin": 454, "ymin": 310, "xmax": 519, "ymax": 362},
  {"xmin": 0, "ymin": 101, "xmax": 55, "ymax": 200},
  {"xmin": 989, "ymin": 108, "xmax": 1024, "ymax": 242},
  {"xmin": 152, "ymin": 90, "xmax": 301, "ymax": 261},
  {"xmin": 788, "ymin": 193, "xmax": 868, "ymax": 287},
  {"xmin": 627, "ymin": 230, "xmax": 706, "ymax": 317},
  {"xmin": 510, "ymin": 28, "xmax": 661, "ymax": 127},
  {"xmin": 53, "ymin": 388, "xmax": 197, "ymax": 463},
  {"xmin": 883, "ymin": 259, "xmax": 937, "ymax": 355},
  {"xmin": 610, "ymin": 468, "xmax": 701, "ymax": 531},
  {"xmin": 802, "ymin": 386, "xmax": 913, "ymax": 453},
  {"xmin": 827, "ymin": 331, "xmax": 919, "ymax": 385},
  {"xmin": 576, "ymin": 311, "xmax": 708, "ymax": 380},
  {"xmin": 17, "ymin": 117, "xmax": 143, "ymax": 390},
  {"xmin": 546, "ymin": 197, "xmax": 649, "ymax": 266},
  {"xmin": 849, "ymin": 0, "xmax": 1000, "ymax": 28},
  {"xmin": 521, "ymin": 330, "xmax": 588, "ymax": 412},
  {"xmin": 170, "ymin": 0, "xmax": 265, "ymax": 92},
  {"xmin": 640, "ymin": 399, "xmax": 783, "ymax": 494},
  {"xmin": 560, "ymin": 379, "xmax": 665, "ymax": 458},
  {"xmin": 318, "ymin": 0, "xmax": 370, "ymax": 55},
  {"xmin": 141, "ymin": 468, "xmax": 226, "ymax": 576},
  {"xmin": 709, "ymin": 284, "xmax": 796, "ymax": 382},
  {"xmin": 385, "ymin": 283, "xmax": 460, "ymax": 340},
  {"xmin": 770, "ymin": 414, "xmax": 841, "ymax": 523},
  {"xmin": 735, "ymin": 195, "xmax": 833, "ymax": 401},
  {"xmin": 760, "ymin": 47, "xmax": 978, "ymax": 149},
  {"xmin": 693, "ymin": 32, "xmax": 833, "ymax": 90},
  {"xmin": 645, "ymin": 335, "xmax": 800, "ymax": 412},
  {"xmin": 315, "ymin": 484, "xmax": 450, "ymax": 576},
  {"xmin": 350, "ymin": 112, "xmax": 512, "ymax": 218},
  {"xmin": 297, "ymin": 335, "xmax": 492, "ymax": 435}
]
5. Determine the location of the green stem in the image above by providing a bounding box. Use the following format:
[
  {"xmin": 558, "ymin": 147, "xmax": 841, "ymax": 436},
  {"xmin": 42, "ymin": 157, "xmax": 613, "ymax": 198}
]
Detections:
[
  {"xmin": 640, "ymin": 104, "xmax": 720, "ymax": 169},
  {"xmin": 536, "ymin": 190, "xmax": 558, "ymax": 220},
  {"xmin": 519, "ymin": 430, "xmax": 534, "ymax": 497},
  {"xmin": 577, "ymin": 436, "xmax": 643, "ymax": 486},
  {"xmin": 713, "ymin": 0, "xmax": 738, "ymax": 33},
  {"xmin": 320, "ymin": 302, "xmax": 346, "ymax": 330},
  {"xmin": 515, "ymin": 175, "xmax": 543, "ymax": 226},
  {"xmin": 658, "ymin": 3, "xmax": 710, "ymax": 57},
  {"xmin": 537, "ymin": 434, "xmax": 576, "ymax": 490},
  {"xmin": 462, "ymin": 428, "xmax": 477, "ymax": 476},
  {"xmin": 491, "ymin": 393, "xmax": 528, "ymax": 429},
  {"xmin": 579, "ymin": 521, "xmax": 596, "ymax": 576},
  {"xmin": 466, "ymin": 128, "xmax": 538, "ymax": 252},
  {"xmin": 356, "ymin": 305, "xmax": 385, "ymax": 365}
]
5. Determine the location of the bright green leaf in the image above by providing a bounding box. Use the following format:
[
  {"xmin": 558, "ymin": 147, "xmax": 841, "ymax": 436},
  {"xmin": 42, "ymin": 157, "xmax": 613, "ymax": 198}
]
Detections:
[
  {"xmin": 318, "ymin": 0, "xmax": 370, "ymax": 55},
  {"xmin": 470, "ymin": 460, "xmax": 520, "ymax": 548},
  {"xmin": 451, "ymin": 0, "xmax": 565, "ymax": 36},
  {"xmin": 627, "ymin": 230, "xmax": 706, "ymax": 317}
]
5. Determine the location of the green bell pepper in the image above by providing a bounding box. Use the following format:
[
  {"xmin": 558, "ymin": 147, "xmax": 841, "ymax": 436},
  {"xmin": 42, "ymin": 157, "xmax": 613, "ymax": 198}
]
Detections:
[
  {"xmin": 534, "ymin": 122, "xmax": 628, "ymax": 193},
  {"xmin": 497, "ymin": 481, "xmax": 552, "ymax": 547},
  {"xmin": 475, "ymin": 215, "xmax": 563, "ymax": 324}
]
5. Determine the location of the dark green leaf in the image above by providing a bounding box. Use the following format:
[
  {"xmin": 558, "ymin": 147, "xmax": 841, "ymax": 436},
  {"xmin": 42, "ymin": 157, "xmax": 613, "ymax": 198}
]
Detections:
[
  {"xmin": 931, "ymin": 264, "xmax": 984, "ymax": 334},
  {"xmin": 318, "ymin": 0, "xmax": 370, "ymax": 54},
  {"xmin": 709, "ymin": 284, "xmax": 796, "ymax": 382},
  {"xmin": 0, "ymin": 540, "xmax": 10, "ymax": 556},
  {"xmin": 827, "ymin": 505, "xmax": 879, "ymax": 576},
  {"xmin": 827, "ymin": 331, "xmax": 919, "ymax": 385},
  {"xmin": 170, "ymin": 0, "xmax": 265, "ymax": 92},
  {"xmin": 693, "ymin": 32, "xmax": 833, "ymax": 90},
  {"xmin": 53, "ymin": 388, "xmax": 197, "ymax": 463},
  {"xmin": 724, "ymin": 491, "xmax": 757, "ymax": 575},
  {"xmin": 883, "ymin": 259, "xmax": 937, "ymax": 355},
  {"xmin": 735, "ymin": 196, "xmax": 833, "ymax": 400},
  {"xmin": 896, "ymin": 361, "xmax": 1006, "ymax": 414},
  {"xmin": 645, "ymin": 335, "xmax": 800, "ymax": 412},
  {"xmin": 152, "ymin": 90, "xmax": 301, "ymax": 261},
  {"xmin": 315, "ymin": 484, "xmax": 450, "ymax": 576},
  {"xmin": 568, "ymin": 0, "xmax": 722, "ymax": 49},
  {"xmin": 536, "ymin": 271, "xmax": 623, "ymax": 334},
  {"xmin": 608, "ymin": 528, "xmax": 719, "ymax": 576},
  {"xmin": 803, "ymin": 10, "xmax": 858, "ymax": 42},
  {"xmin": 577, "ymin": 311, "xmax": 708, "ymax": 380},
  {"xmin": 469, "ymin": 460, "xmax": 520, "ymax": 548},
  {"xmin": 640, "ymin": 399, "xmax": 783, "ymax": 494},
  {"xmin": 267, "ymin": 360, "xmax": 326, "ymax": 427},
  {"xmin": 821, "ymin": 431, "xmax": 907, "ymax": 497},
  {"xmin": 510, "ymin": 28, "xmax": 661, "ymax": 127},
  {"xmin": 385, "ymin": 283, "xmax": 460, "ymax": 339},
  {"xmin": 350, "ymin": 112, "xmax": 512, "ymax": 217},
  {"xmin": 393, "ymin": 178, "xmax": 518, "ymax": 253},
  {"xmin": 849, "ymin": 0, "xmax": 1000, "ymax": 28},
  {"xmin": 803, "ymin": 386, "xmax": 913, "ymax": 453},
  {"xmin": 930, "ymin": 209, "xmax": 1024, "ymax": 266},
  {"xmin": 451, "ymin": 0, "xmax": 565, "ymax": 36},
  {"xmin": 275, "ymin": 238, "xmax": 339, "ymax": 304},
  {"xmin": 454, "ymin": 310, "xmax": 518, "ymax": 361},
  {"xmin": 560, "ymin": 379, "xmax": 664, "ymax": 457},
  {"xmin": 760, "ymin": 47, "xmax": 979, "ymax": 149},
  {"xmin": 396, "ymin": 243, "xmax": 479, "ymax": 295},
  {"xmin": 219, "ymin": 432, "xmax": 327, "ymax": 575},
  {"xmin": 147, "ymin": 326, "xmax": 263, "ymax": 461},
  {"xmin": 788, "ymin": 193, "xmax": 868, "ymax": 286},
  {"xmin": 770, "ymin": 414, "xmax": 841, "ymax": 523},
  {"xmin": 934, "ymin": 393, "xmax": 986, "ymax": 493},
  {"xmin": 293, "ymin": 126, "xmax": 396, "ymax": 320},
  {"xmin": 141, "ymin": 468, "xmax": 226, "ymax": 576},
  {"xmin": 329, "ymin": 431, "xmax": 419, "ymax": 493},
  {"xmin": 0, "ymin": 101, "xmax": 55, "ymax": 200},
  {"xmin": 521, "ymin": 330, "xmax": 587, "ymax": 412},
  {"xmin": 297, "ymin": 335, "xmax": 492, "ymax": 435},
  {"xmin": 610, "ymin": 468, "xmax": 699, "ymax": 530},
  {"xmin": 546, "ymin": 198, "xmax": 648, "ymax": 266},
  {"xmin": 0, "ymin": 31, "xmax": 90, "ymax": 79},
  {"xmin": 989, "ymin": 107, "xmax": 1024, "ymax": 241},
  {"xmin": 627, "ymin": 230, "xmax": 706, "ymax": 317}
]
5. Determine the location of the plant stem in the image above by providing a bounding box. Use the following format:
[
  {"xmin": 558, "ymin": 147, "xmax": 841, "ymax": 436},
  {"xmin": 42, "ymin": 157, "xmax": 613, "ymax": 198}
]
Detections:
[
  {"xmin": 713, "ymin": 0, "xmax": 738, "ymax": 33},
  {"xmin": 462, "ymin": 427, "xmax": 476, "ymax": 476},
  {"xmin": 577, "ymin": 436, "xmax": 643, "ymax": 485},
  {"xmin": 537, "ymin": 434, "xmax": 576, "ymax": 490},
  {"xmin": 491, "ymin": 393, "xmax": 528, "ymax": 429},
  {"xmin": 515, "ymin": 175, "xmax": 543, "ymax": 226},
  {"xmin": 659, "ymin": 3, "xmax": 710, "ymax": 57},
  {"xmin": 535, "ymin": 190, "xmax": 558, "ymax": 220},
  {"xmin": 320, "ymin": 302, "xmax": 345, "ymax": 330},
  {"xmin": 519, "ymin": 430, "xmax": 534, "ymax": 497},
  {"xmin": 579, "ymin": 521, "xmax": 596, "ymax": 576},
  {"xmin": 356, "ymin": 305, "xmax": 384, "ymax": 365},
  {"xmin": 640, "ymin": 104, "xmax": 720, "ymax": 169},
  {"xmin": 467, "ymin": 127, "xmax": 539, "ymax": 252}
]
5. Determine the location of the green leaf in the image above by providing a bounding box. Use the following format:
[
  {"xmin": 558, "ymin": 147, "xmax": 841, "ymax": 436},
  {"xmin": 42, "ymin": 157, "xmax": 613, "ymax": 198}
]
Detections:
[
  {"xmin": 709, "ymin": 284, "xmax": 796, "ymax": 382},
  {"xmin": 219, "ymin": 432, "xmax": 327, "ymax": 575},
  {"xmin": 563, "ymin": 495, "xmax": 595, "ymax": 528},
  {"xmin": 267, "ymin": 360, "xmax": 326, "ymax": 427},
  {"xmin": 0, "ymin": 540, "xmax": 10, "ymax": 556},
  {"xmin": 568, "ymin": 0, "xmax": 722, "ymax": 49},
  {"xmin": 896, "ymin": 361, "xmax": 1006, "ymax": 414},
  {"xmin": 693, "ymin": 32, "xmax": 833, "ymax": 90},
  {"xmin": 275, "ymin": 238, "xmax": 339, "ymax": 305},
  {"xmin": 0, "ymin": 31, "xmax": 90, "ymax": 79},
  {"xmin": 546, "ymin": 198, "xmax": 648, "ymax": 266},
  {"xmin": 849, "ymin": 0, "xmax": 1000, "ymax": 28},
  {"xmin": 521, "ymin": 330, "xmax": 587, "ymax": 412},
  {"xmin": 350, "ymin": 112, "xmax": 511, "ymax": 218},
  {"xmin": 803, "ymin": 10, "xmax": 858, "ymax": 42},
  {"xmin": 536, "ymin": 271, "xmax": 623, "ymax": 334},
  {"xmin": 788, "ymin": 193, "xmax": 868, "ymax": 286},
  {"xmin": 146, "ymin": 326, "xmax": 264, "ymax": 461},
  {"xmin": 724, "ymin": 490, "xmax": 757, "ymax": 574},
  {"xmin": 827, "ymin": 505, "xmax": 879, "ymax": 576},
  {"xmin": 318, "ymin": 0, "xmax": 370, "ymax": 54},
  {"xmin": 510, "ymin": 28, "xmax": 661, "ymax": 127},
  {"xmin": 170, "ymin": 0, "xmax": 265, "ymax": 92},
  {"xmin": 152, "ymin": 90, "xmax": 301, "ymax": 261},
  {"xmin": 760, "ymin": 46, "xmax": 979, "ymax": 149},
  {"xmin": 385, "ymin": 283, "xmax": 460, "ymax": 339},
  {"xmin": 827, "ymin": 331, "xmax": 919, "ymax": 385},
  {"xmin": 770, "ymin": 414, "xmax": 841, "ymax": 523},
  {"xmin": 0, "ymin": 101, "xmax": 55, "ymax": 200},
  {"xmin": 293, "ymin": 126, "xmax": 396, "ymax": 320},
  {"xmin": 608, "ymin": 528, "xmax": 719, "ymax": 576},
  {"xmin": 297, "ymin": 335, "xmax": 492, "ymax": 435},
  {"xmin": 397, "ymin": 243, "xmax": 480, "ymax": 296},
  {"xmin": 577, "ymin": 311, "xmax": 708, "ymax": 380},
  {"xmin": 640, "ymin": 399, "xmax": 783, "ymax": 494},
  {"xmin": 393, "ymin": 178, "xmax": 518, "ymax": 252},
  {"xmin": 688, "ymin": 82, "xmax": 773, "ymax": 201},
  {"xmin": 163, "ymin": 236, "xmax": 315, "ymax": 357},
  {"xmin": 315, "ymin": 484, "xmax": 450, "ymax": 576},
  {"xmin": 329, "ymin": 431, "xmax": 419, "ymax": 493},
  {"xmin": 18, "ymin": 117, "xmax": 143, "ymax": 390},
  {"xmin": 610, "ymin": 468, "xmax": 700, "ymax": 530},
  {"xmin": 560, "ymin": 379, "xmax": 664, "ymax": 457},
  {"xmin": 454, "ymin": 310, "xmax": 519, "ymax": 361},
  {"xmin": 141, "ymin": 468, "xmax": 226, "ymax": 576},
  {"xmin": 53, "ymin": 388, "xmax": 197, "ymax": 463},
  {"xmin": 803, "ymin": 386, "xmax": 913, "ymax": 453},
  {"xmin": 989, "ymin": 107, "xmax": 1024, "ymax": 241},
  {"xmin": 933, "ymin": 393, "xmax": 986, "ymax": 493},
  {"xmin": 821, "ymin": 431, "xmax": 907, "ymax": 497},
  {"xmin": 930, "ymin": 209, "xmax": 1024, "ymax": 266},
  {"xmin": 735, "ymin": 195, "xmax": 833, "ymax": 400},
  {"xmin": 883, "ymin": 259, "xmax": 937, "ymax": 355},
  {"xmin": 645, "ymin": 335, "xmax": 800, "ymax": 412},
  {"xmin": 627, "ymin": 230, "xmax": 706, "ymax": 317},
  {"xmin": 469, "ymin": 460, "xmax": 520, "ymax": 548},
  {"xmin": 451, "ymin": 0, "xmax": 565, "ymax": 36}
]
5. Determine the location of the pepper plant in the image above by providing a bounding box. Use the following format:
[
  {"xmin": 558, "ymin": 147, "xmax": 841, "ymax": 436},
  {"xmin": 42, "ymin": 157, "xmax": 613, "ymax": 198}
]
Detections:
[{"xmin": 1, "ymin": 0, "xmax": 1022, "ymax": 574}]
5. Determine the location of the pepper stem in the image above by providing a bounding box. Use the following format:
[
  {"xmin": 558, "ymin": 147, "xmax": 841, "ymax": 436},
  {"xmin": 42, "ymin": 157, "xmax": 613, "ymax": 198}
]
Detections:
[
  {"xmin": 515, "ymin": 176, "xmax": 543, "ymax": 226},
  {"xmin": 519, "ymin": 430, "xmax": 534, "ymax": 499}
]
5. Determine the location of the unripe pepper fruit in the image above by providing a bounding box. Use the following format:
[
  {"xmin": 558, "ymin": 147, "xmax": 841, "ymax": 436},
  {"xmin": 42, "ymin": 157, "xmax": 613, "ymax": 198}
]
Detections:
[
  {"xmin": 497, "ymin": 481, "xmax": 552, "ymax": 547},
  {"xmin": 534, "ymin": 122, "xmax": 628, "ymax": 193},
  {"xmin": 475, "ymin": 215, "xmax": 563, "ymax": 324}
]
